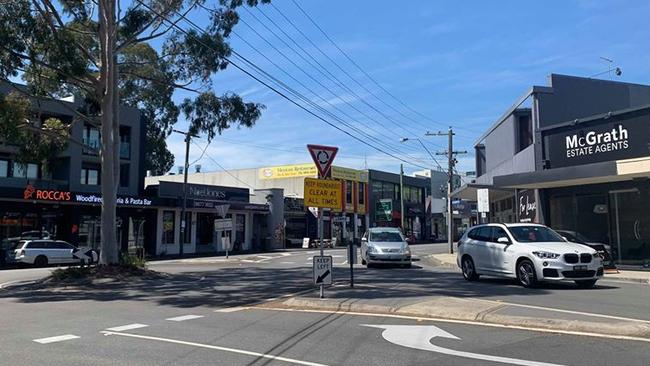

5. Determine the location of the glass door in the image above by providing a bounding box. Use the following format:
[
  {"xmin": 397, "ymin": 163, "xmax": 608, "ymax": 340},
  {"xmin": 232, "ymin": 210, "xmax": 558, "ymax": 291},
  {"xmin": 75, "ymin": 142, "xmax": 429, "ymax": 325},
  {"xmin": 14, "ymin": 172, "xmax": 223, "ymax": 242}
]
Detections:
[{"xmin": 609, "ymin": 189, "xmax": 650, "ymax": 265}]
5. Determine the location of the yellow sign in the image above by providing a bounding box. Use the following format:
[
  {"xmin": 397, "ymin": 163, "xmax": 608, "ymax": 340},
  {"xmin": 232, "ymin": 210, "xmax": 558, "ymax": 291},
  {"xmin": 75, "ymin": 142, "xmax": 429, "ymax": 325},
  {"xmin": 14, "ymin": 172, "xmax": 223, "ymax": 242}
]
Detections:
[
  {"xmin": 304, "ymin": 178, "xmax": 342, "ymax": 209},
  {"xmin": 259, "ymin": 163, "xmax": 317, "ymax": 180},
  {"xmin": 331, "ymin": 166, "xmax": 369, "ymax": 182}
]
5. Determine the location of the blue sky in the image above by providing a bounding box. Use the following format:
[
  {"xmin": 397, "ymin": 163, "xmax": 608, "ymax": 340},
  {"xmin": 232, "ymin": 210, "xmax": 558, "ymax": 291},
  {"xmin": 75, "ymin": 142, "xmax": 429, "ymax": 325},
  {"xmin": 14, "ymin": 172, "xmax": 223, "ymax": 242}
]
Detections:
[{"xmin": 166, "ymin": 0, "xmax": 650, "ymax": 176}]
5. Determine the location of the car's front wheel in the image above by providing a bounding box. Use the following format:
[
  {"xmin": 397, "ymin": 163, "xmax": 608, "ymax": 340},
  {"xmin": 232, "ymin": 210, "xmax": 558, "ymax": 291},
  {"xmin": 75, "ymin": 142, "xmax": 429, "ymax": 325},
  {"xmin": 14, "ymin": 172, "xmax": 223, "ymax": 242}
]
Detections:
[
  {"xmin": 517, "ymin": 259, "xmax": 538, "ymax": 288},
  {"xmin": 461, "ymin": 256, "xmax": 479, "ymax": 281},
  {"xmin": 575, "ymin": 279, "xmax": 598, "ymax": 288}
]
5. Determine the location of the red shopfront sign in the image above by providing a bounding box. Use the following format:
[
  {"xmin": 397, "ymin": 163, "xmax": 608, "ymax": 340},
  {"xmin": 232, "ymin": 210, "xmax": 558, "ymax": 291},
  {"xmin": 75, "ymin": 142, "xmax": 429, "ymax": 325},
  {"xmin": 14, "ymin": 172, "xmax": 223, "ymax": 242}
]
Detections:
[{"xmin": 23, "ymin": 184, "xmax": 72, "ymax": 201}]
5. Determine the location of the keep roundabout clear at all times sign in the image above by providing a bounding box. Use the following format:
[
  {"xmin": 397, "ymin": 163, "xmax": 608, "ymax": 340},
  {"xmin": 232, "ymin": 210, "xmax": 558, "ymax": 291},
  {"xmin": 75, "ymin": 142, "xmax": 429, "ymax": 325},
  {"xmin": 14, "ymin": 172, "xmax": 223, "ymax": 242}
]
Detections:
[{"xmin": 303, "ymin": 177, "xmax": 343, "ymax": 210}]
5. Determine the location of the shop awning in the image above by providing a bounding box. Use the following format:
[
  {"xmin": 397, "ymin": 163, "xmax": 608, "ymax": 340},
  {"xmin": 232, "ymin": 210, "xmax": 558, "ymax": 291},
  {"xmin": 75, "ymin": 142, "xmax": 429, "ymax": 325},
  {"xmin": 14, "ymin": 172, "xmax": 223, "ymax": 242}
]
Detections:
[{"xmin": 493, "ymin": 156, "xmax": 650, "ymax": 189}]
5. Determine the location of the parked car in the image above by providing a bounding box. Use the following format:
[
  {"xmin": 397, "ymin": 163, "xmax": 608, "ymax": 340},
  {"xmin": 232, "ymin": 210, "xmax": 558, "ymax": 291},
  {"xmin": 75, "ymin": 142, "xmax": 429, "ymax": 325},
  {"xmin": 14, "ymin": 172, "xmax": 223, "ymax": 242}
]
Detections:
[
  {"xmin": 457, "ymin": 223, "xmax": 603, "ymax": 288},
  {"xmin": 17, "ymin": 230, "xmax": 51, "ymax": 240},
  {"xmin": 360, "ymin": 227, "xmax": 412, "ymax": 268},
  {"xmin": 12, "ymin": 240, "xmax": 97, "ymax": 267},
  {"xmin": 555, "ymin": 230, "xmax": 616, "ymax": 268}
]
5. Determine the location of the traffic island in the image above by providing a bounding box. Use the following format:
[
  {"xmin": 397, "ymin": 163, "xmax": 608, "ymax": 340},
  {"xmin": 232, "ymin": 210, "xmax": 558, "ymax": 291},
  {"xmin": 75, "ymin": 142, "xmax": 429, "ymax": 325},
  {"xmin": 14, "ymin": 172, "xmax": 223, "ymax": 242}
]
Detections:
[{"xmin": 258, "ymin": 288, "xmax": 650, "ymax": 340}]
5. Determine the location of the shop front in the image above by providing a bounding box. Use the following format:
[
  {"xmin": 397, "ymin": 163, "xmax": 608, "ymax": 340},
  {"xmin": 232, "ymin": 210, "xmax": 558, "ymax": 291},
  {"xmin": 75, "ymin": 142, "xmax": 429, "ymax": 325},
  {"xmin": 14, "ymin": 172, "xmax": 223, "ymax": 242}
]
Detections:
[
  {"xmin": 0, "ymin": 183, "xmax": 161, "ymax": 257},
  {"xmin": 494, "ymin": 105, "xmax": 650, "ymax": 266},
  {"xmin": 152, "ymin": 181, "xmax": 270, "ymax": 256}
]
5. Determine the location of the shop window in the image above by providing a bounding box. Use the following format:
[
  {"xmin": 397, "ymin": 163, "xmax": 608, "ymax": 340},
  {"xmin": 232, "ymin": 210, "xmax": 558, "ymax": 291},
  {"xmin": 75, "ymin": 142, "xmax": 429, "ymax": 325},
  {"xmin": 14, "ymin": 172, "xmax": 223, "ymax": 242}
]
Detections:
[
  {"xmin": 517, "ymin": 115, "xmax": 533, "ymax": 152},
  {"xmin": 120, "ymin": 164, "xmax": 130, "ymax": 187},
  {"xmin": 346, "ymin": 181, "xmax": 353, "ymax": 205},
  {"xmin": 0, "ymin": 160, "xmax": 8, "ymax": 177},
  {"xmin": 78, "ymin": 215, "xmax": 101, "ymax": 250},
  {"xmin": 162, "ymin": 211, "xmax": 176, "ymax": 244},
  {"xmin": 14, "ymin": 163, "xmax": 39, "ymax": 179},
  {"xmin": 81, "ymin": 166, "xmax": 100, "ymax": 185},
  {"xmin": 358, "ymin": 182, "xmax": 365, "ymax": 205},
  {"xmin": 182, "ymin": 212, "xmax": 192, "ymax": 244}
]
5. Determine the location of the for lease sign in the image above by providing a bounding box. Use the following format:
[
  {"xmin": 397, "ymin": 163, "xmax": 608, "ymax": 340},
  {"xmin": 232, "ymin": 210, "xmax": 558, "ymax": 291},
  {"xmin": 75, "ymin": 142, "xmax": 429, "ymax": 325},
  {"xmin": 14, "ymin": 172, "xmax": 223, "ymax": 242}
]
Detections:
[{"xmin": 304, "ymin": 178, "xmax": 342, "ymax": 210}]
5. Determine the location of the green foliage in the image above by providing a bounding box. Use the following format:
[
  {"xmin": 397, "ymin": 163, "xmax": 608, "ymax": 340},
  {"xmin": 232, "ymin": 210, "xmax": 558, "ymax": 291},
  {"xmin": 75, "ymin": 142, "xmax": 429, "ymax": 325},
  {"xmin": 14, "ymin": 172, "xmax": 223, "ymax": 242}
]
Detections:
[{"xmin": 120, "ymin": 252, "xmax": 147, "ymax": 269}]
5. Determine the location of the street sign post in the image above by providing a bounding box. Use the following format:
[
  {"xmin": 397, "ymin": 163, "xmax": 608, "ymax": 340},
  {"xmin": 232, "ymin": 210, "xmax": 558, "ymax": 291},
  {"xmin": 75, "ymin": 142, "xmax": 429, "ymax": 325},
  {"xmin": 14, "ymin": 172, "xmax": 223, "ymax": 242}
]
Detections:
[
  {"xmin": 477, "ymin": 188, "xmax": 489, "ymax": 225},
  {"xmin": 313, "ymin": 255, "xmax": 333, "ymax": 286},
  {"xmin": 72, "ymin": 247, "xmax": 98, "ymax": 265},
  {"xmin": 307, "ymin": 144, "xmax": 339, "ymax": 298},
  {"xmin": 214, "ymin": 218, "xmax": 233, "ymax": 231}
]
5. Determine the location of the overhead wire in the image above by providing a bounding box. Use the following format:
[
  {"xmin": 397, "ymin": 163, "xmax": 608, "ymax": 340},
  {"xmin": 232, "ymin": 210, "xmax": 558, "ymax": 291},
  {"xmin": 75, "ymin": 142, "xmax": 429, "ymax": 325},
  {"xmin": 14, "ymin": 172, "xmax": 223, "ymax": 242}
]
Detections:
[{"xmin": 133, "ymin": 0, "xmax": 432, "ymax": 170}]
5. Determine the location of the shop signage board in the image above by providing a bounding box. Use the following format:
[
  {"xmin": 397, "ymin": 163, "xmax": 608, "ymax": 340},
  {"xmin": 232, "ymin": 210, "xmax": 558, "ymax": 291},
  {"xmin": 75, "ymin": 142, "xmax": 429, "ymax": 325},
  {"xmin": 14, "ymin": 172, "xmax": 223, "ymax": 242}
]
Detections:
[
  {"xmin": 375, "ymin": 199, "xmax": 393, "ymax": 221},
  {"xmin": 331, "ymin": 166, "xmax": 369, "ymax": 182},
  {"xmin": 159, "ymin": 181, "xmax": 249, "ymax": 202},
  {"xmin": 332, "ymin": 216, "xmax": 349, "ymax": 223},
  {"xmin": 545, "ymin": 110, "xmax": 650, "ymax": 169},
  {"xmin": 517, "ymin": 189, "xmax": 537, "ymax": 223},
  {"xmin": 259, "ymin": 163, "xmax": 317, "ymax": 180},
  {"xmin": 22, "ymin": 184, "xmax": 154, "ymax": 206},
  {"xmin": 214, "ymin": 218, "xmax": 233, "ymax": 231},
  {"xmin": 304, "ymin": 178, "xmax": 343, "ymax": 209},
  {"xmin": 307, "ymin": 144, "xmax": 339, "ymax": 177},
  {"xmin": 477, "ymin": 189, "xmax": 489, "ymax": 213},
  {"xmin": 313, "ymin": 255, "xmax": 333, "ymax": 285}
]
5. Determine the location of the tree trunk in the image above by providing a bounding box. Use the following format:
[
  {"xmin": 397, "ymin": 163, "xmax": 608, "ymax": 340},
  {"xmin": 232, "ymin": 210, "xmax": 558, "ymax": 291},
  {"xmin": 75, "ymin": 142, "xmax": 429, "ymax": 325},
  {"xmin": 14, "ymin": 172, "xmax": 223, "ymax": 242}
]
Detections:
[{"xmin": 98, "ymin": 0, "xmax": 119, "ymax": 265}]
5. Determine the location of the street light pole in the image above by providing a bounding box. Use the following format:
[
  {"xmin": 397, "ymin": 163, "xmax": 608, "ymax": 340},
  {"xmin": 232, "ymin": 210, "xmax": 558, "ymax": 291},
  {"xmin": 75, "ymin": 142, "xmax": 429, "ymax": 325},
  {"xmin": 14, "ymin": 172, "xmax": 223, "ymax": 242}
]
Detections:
[
  {"xmin": 426, "ymin": 127, "xmax": 467, "ymax": 254},
  {"xmin": 173, "ymin": 129, "xmax": 199, "ymax": 258}
]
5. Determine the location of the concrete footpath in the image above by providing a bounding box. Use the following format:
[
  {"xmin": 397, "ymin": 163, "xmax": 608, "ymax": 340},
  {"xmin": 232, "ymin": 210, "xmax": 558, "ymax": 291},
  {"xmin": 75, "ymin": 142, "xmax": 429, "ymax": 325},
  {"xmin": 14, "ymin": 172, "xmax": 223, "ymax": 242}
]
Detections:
[
  {"xmin": 425, "ymin": 253, "xmax": 650, "ymax": 284},
  {"xmin": 261, "ymin": 284, "xmax": 650, "ymax": 339}
]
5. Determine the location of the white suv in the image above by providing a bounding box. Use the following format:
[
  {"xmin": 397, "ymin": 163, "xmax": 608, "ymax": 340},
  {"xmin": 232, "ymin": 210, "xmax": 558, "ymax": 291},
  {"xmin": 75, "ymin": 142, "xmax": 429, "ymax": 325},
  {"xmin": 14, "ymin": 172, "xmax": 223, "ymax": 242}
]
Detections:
[
  {"xmin": 457, "ymin": 223, "xmax": 604, "ymax": 288},
  {"xmin": 13, "ymin": 240, "xmax": 95, "ymax": 267}
]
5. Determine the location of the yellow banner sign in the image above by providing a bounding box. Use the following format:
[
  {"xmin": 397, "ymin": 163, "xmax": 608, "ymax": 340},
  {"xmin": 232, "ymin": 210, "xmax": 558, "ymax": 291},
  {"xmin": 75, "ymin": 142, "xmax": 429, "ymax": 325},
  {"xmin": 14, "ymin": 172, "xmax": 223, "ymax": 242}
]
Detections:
[
  {"xmin": 304, "ymin": 178, "xmax": 342, "ymax": 209},
  {"xmin": 331, "ymin": 166, "xmax": 369, "ymax": 182},
  {"xmin": 259, "ymin": 163, "xmax": 317, "ymax": 180}
]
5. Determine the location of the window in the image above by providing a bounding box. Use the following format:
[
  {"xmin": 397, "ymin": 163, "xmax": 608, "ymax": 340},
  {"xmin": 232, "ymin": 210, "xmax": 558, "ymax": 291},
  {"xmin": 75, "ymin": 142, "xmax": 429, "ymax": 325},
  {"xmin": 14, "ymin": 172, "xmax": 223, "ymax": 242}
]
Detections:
[
  {"xmin": 120, "ymin": 164, "xmax": 130, "ymax": 187},
  {"xmin": 83, "ymin": 125, "xmax": 101, "ymax": 153},
  {"xmin": 475, "ymin": 145, "xmax": 486, "ymax": 177},
  {"xmin": 14, "ymin": 163, "xmax": 39, "ymax": 179},
  {"xmin": 345, "ymin": 181, "xmax": 353, "ymax": 205},
  {"xmin": 120, "ymin": 126, "xmax": 131, "ymax": 159},
  {"xmin": 358, "ymin": 183, "xmax": 365, "ymax": 205},
  {"xmin": 509, "ymin": 226, "xmax": 564, "ymax": 243},
  {"xmin": 491, "ymin": 227, "xmax": 510, "ymax": 243},
  {"xmin": 0, "ymin": 160, "xmax": 8, "ymax": 177},
  {"xmin": 517, "ymin": 115, "xmax": 533, "ymax": 152},
  {"xmin": 475, "ymin": 226, "xmax": 492, "ymax": 242},
  {"xmin": 26, "ymin": 241, "xmax": 50, "ymax": 249},
  {"xmin": 53, "ymin": 242, "xmax": 74, "ymax": 249},
  {"xmin": 182, "ymin": 212, "xmax": 192, "ymax": 244},
  {"xmin": 162, "ymin": 211, "xmax": 176, "ymax": 244},
  {"xmin": 81, "ymin": 166, "xmax": 100, "ymax": 185}
]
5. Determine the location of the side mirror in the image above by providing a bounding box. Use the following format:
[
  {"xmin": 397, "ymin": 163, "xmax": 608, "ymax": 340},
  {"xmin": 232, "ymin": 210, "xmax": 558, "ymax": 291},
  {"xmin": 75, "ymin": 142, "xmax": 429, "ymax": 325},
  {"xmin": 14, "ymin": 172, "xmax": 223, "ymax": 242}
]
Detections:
[
  {"xmin": 561, "ymin": 236, "xmax": 568, "ymax": 241},
  {"xmin": 361, "ymin": 237, "xmax": 368, "ymax": 243},
  {"xmin": 497, "ymin": 237, "xmax": 510, "ymax": 244}
]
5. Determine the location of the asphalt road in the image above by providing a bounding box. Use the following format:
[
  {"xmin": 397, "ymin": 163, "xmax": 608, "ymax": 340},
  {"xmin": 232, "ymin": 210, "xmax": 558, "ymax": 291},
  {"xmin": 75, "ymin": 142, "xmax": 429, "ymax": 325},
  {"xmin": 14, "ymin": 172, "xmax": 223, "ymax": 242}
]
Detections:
[{"xmin": 1, "ymin": 243, "xmax": 650, "ymax": 365}]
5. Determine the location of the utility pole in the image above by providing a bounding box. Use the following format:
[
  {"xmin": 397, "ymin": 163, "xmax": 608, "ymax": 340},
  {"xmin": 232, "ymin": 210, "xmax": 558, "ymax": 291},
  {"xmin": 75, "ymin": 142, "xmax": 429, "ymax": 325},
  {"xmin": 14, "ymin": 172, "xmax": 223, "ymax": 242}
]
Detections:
[
  {"xmin": 173, "ymin": 129, "xmax": 199, "ymax": 258},
  {"xmin": 427, "ymin": 127, "xmax": 467, "ymax": 254},
  {"xmin": 400, "ymin": 164, "xmax": 405, "ymax": 232}
]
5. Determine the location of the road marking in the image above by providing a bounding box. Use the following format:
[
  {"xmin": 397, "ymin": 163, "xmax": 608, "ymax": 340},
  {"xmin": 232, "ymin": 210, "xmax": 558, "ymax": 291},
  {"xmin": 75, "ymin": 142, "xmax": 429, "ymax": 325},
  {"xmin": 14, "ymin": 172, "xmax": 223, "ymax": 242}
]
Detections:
[
  {"xmin": 106, "ymin": 323, "xmax": 149, "ymax": 332},
  {"xmin": 254, "ymin": 307, "xmax": 650, "ymax": 343},
  {"xmin": 214, "ymin": 306, "xmax": 247, "ymax": 313},
  {"xmin": 166, "ymin": 315, "xmax": 204, "ymax": 322},
  {"xmin": 480, "ymin": 299, "xmax": 650, "ymax": 324},
  {"xmin": 33, "ymin": 334, "xmax": 80, "ymax": 344},
  {"xmin": 364, "ymin": 324, "xmax": 565, "ymax": 366},
  {"xmin": 101, "ymin": 331, "xmax": 329, "ymax": 366},
  {"xmin": 280, "ymin": 261, "xmax": 296, "ymax": 264},
  {"xmin": 0, "ymin": 280, "xmax": 37, "ymax": 289}
]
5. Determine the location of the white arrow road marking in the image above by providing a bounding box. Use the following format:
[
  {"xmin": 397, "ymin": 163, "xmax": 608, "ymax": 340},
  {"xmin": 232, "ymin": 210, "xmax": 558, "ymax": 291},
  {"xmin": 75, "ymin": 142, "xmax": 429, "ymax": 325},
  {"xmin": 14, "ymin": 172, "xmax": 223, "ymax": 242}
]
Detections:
[
  {"xmin": 106, "ymin": 323, "xmax": 149, "ymax": 332},
  {"xmin": 101, "ymin": 330, "xmax": 328, "ymax": 366},
  {"xmin": 33, "ymin": 334, "xmax": 80, "ymax": 344},
  {"xmin": 166, "ymin": 315, "xmax": 204, "ymax": 322},
  {"xmin": 362, "ymin": 325, "xmax": 566, "ymax": 366}
]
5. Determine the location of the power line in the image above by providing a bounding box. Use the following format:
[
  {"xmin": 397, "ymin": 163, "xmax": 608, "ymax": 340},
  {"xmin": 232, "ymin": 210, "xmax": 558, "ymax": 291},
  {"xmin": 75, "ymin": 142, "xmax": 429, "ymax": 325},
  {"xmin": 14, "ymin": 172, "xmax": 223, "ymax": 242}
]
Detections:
[
  {"xmin": 191, "ymin": 140, "xmax": 255, "ymax": 189},
  {"xmin": 133, "ymin": 0, "xmax": 431, "ymax": 170},
  {"xmin": 288, "ymin": 0, "xmax": 481, "ymax": 136}
]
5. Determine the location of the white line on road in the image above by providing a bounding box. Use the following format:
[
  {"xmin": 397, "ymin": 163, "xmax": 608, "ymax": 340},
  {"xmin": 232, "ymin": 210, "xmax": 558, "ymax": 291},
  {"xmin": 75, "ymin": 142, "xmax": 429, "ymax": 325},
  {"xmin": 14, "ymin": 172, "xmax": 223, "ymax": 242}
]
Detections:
[
  {"xmin": 255, "ymin": 307, "xmax": 650, "ymax": 343},
  {"xmin": 33, "ymin": 334, "xmax": 80, "ymax": 344},
  {"xmin": 0, "ymin": 280, "xmax": 37, "ymax": 289},
  {"xmin": 166, "ymin": 315, "xmax": 205, "ymax": 322},
  {"xmin": 280, "ymin": 262, "xmax": 296, "ymax": 265},
  {"xmin": 106, "ymin": 323, "xmax": 149, "ymax": 332},
  {"xmin": 214, "ymin": 307, "xmax": 247, "ymax": 313},
  {"xmin": 101, "ymin": 331, "xmax": 329, "ymax": 366}
]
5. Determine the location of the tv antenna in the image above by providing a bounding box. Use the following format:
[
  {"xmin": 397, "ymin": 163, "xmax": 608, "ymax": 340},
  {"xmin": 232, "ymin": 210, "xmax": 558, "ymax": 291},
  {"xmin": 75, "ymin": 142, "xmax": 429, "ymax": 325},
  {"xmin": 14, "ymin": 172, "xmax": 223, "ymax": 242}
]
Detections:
[{"xmin": 590, "ymin": 57, "xmax": 622, "ymax": 79}]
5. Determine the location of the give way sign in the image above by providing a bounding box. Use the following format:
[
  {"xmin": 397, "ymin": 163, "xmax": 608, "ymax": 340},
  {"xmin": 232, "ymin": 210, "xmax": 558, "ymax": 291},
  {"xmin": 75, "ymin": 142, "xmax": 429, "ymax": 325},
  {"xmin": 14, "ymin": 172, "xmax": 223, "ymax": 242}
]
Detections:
[{"xmin": 307, "ymin": 144, "xmax": 338, "ymax": 177}]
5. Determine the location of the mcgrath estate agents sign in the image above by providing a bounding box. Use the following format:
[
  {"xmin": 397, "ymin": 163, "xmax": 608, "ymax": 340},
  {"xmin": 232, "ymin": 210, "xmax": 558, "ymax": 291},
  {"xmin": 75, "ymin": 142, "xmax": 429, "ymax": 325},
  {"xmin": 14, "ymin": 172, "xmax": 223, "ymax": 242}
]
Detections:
[{"xmin": 545, "ymin": 109, "xmax": 650, "ymax": 168}]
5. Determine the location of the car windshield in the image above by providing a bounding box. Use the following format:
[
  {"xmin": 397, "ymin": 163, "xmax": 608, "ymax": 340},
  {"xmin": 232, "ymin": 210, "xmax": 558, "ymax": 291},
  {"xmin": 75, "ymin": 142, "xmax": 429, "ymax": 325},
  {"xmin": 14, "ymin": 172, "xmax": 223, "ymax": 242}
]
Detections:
[
  {"xmin": 509, "ymin": 226, "xmax": 565, "ymax": 243},
  {"xmin": 369, "ymin": 231, "xmax": 403, "ymax": 242}
]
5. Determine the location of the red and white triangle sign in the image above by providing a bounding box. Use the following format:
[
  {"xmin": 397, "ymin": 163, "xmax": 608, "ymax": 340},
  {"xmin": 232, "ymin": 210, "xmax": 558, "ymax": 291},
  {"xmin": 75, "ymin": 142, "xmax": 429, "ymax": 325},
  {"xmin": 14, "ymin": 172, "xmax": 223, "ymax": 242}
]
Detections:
[{"xmin": 307, "ymin": 144, "xmax": 338, "ymax": 177}]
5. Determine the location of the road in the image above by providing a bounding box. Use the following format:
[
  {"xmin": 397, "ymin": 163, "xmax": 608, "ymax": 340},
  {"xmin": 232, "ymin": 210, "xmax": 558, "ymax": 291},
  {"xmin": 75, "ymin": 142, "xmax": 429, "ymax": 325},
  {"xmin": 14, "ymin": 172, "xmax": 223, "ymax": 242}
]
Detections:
[{"xmin": 1, "ymin": 243, "xmax": 650, "ymax": 365}]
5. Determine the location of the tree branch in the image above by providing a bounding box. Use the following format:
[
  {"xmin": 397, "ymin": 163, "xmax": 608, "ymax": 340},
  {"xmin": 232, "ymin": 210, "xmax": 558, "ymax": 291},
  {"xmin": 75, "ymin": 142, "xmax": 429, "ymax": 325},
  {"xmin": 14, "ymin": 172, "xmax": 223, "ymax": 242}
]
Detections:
[{"xmin": 121, "ymin": 70, "xmax": 203, "ymax": 94}]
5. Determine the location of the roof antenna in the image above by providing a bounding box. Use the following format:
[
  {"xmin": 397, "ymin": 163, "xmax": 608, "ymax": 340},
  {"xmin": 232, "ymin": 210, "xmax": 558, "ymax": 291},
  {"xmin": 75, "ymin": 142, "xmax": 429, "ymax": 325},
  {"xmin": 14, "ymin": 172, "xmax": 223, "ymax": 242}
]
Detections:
[{"xmin": 590, "ymin": 57, "xmax": 622, "ymax": 79}]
